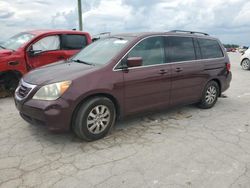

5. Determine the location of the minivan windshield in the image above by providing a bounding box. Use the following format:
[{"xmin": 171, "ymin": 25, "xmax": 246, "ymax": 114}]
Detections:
[
  {"xmin": 1, "ymin": 33, "xmax": 35, "ymax": 51},
  {"xmin": 72, "ymin": 37, "xmax": 132, "ymax": 65}
]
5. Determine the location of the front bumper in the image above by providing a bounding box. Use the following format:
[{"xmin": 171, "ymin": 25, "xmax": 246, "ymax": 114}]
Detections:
[{"xmin": 14, "ymin": 97, "xmax": 73, "ymax": 132}]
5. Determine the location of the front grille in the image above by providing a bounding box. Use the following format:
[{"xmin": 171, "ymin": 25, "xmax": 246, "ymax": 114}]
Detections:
[
  {"xmin": 15, "ymin": 80, "xmax": 36, "ymax": 100},
  {"xmin": 18, "ymin": 84, "xmax": 31, "ymax": 98}
]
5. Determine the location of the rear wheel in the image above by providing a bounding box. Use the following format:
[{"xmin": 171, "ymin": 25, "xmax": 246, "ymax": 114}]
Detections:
[
  {"xmin": 241, "ymin": 59, "xmax": 250, "ymax": 70},
  {"xmin": 73, "ymin": 97, "xmax": 116, "ymax": 141},
  {"xmin": 198, "ymin": 81, "xmax": 219, "ymax": 109}
]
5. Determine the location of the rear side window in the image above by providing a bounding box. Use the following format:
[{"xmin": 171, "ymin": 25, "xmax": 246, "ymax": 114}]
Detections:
[
  {"xmin": 198, "ymin": 38, "xmax": 224, "ymax": 59},
  {"xmin": 168, "ymin": 36, "xmax": 196, "ymax": 62},
  {"xmin": 61, "ymin": 34, "xmax": 87, "ymax": 50}
]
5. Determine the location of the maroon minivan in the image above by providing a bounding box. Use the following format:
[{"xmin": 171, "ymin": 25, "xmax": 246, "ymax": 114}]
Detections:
[{"xmin": 14, "ymin": 31, "xmax": 232, "ymax": 141}]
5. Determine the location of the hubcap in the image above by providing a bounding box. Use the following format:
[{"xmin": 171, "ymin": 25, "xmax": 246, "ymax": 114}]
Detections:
[
  {"xmin": 242, "ymin": 59, "xmax": 250, "ymax": 70},
  {"xmin": 205, "ymin": 86, "xmax": 217, "ymax": 105},
  {"xmin": 86, "ymin": 105, "xmax": 111, "ymax": 134}
]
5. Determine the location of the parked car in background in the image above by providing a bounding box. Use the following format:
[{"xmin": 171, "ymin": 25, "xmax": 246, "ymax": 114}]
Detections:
[
  {"xmin": 240, "ymin": 48, "xmax": 250, "ymax": 70},
  {"xmin": 0, "ymin": 30, "xmax": 92, "ymax": 92},
  {"xmin": 15, "ymin": 30, "xmax": 232, "ymax": 141},
  {"xmin": 226, "ymin": 48, "xmax": 236, "ymax": 52},
  {"xmin": 239, "ymin": 46, "xmax": 249, "ymax": 55}
]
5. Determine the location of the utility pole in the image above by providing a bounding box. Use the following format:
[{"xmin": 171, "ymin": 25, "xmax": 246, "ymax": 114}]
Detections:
[{"xmin": 77, "ymin": 0, "xmax": 83, "ymax": 31}]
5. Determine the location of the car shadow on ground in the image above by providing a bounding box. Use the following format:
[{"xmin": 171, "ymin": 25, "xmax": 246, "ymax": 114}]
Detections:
[{"xmin": 23, "ymin": 104, "xmax": 197, "ymax": 146}]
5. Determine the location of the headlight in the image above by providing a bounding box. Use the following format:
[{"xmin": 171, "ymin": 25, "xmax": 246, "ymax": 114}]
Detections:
[{"xmin": 33, "ymin": 81, "xmax": 72, "ymax": 100}]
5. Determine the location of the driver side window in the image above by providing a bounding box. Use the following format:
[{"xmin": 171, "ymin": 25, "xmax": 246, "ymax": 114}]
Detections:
[
  {"xmin": 128, "ymin": 36, "xmax": 165, "ymax": 66},
  {"xmin": 32, "ymin": 35, "xmax": 60, "ymax": 52}
]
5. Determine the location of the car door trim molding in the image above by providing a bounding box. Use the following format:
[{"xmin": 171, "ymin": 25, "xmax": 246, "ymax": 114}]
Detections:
[{"xmin": 112, "ymin": 35, "xmax": 225, "ymax": 72}]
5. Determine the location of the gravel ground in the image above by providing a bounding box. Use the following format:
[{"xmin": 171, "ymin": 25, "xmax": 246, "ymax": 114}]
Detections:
[{"xmin": 0, "ymin": 53, "xmax": 250, "ymax": 188}]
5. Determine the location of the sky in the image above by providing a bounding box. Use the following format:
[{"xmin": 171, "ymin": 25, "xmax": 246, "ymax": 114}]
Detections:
[{"xmin": 0, "ymin": 0, "xmax": 250, "ymax": 45}]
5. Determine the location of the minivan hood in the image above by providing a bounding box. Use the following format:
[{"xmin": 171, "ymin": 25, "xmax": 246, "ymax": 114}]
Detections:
[
  {"xmin": 23, "ymin": 61, "xmax": 97, "ymax": 85},
  {"xmin": 0, "ymin": 49, "xmax": 13, "ymax": 57}
]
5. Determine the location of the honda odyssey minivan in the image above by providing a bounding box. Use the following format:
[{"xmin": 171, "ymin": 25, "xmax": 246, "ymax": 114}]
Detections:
[{"xmin": 15, "ymin": 30, "xmax": 232, "ymax": 141}]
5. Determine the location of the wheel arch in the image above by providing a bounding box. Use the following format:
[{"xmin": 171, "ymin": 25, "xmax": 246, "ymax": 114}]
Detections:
[
  {"xmin": 241, "ymin": 58, "xmax": 250, "ymax": 65},
  {"xmin": 0, "ymin": 70, "xmax": 22, "ymax": 86},
  {"xmin": 208, "ymin": 78, "xmax": 221, "ymax": 96},
  {"xmin": 201, "ymin": 78, "xmax": 221, "ymax": 98},
  {"xmin": 0, "ymin": 70, "xmax": 22, "ymax": 78},
  {"xmin": 70, "ymin": 92, "xmax": 121, "ymax": 130}
]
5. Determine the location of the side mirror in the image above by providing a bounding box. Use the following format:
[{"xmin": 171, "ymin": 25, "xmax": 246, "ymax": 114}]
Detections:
[
  {"xmin": 127, "ymin": 57, "xmax": 143, "ymax": 68},
  {"xmin": 28, "ymin": 49, "xmax": 42, "ymax": 56}
]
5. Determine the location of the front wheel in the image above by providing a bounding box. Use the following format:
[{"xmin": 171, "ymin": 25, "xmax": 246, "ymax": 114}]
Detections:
[
  {"xmin": 5, "ymin": 76, "xmax": 19, "ymax": 92},
  {"xmin": 198, "ymin": 81, "xmax": 219, "ymax": 109},
  {"xmin": 0, "ymin": 74, "xmax": 19, "ymax": 97},
  {"xmin": 73, "ymin": 97, "xmax": 116, "ymax": 141},
  {"xmin": 241, "ymin": 59, "xmax": 250, "ymax": 70}
]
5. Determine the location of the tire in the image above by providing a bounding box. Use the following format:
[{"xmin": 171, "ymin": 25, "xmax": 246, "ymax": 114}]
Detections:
[
  {"xmin": 3, "ymin": 74, "xmax": 19, "ymax": 93},
  {"xmin": 73, "ymin": 97, "xmax": 116, "ymax": 141},
  {"xmin": 198, "ymin": 81, "xmax": 219, "ymax": 109},
  {"xmin": 241, "ymin": 59, "xmax": 250, "ymax": 70}
]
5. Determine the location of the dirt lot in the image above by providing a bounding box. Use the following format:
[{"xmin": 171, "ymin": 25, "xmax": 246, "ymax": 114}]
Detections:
[{"xmin": 0, "ymin": 53, "xmax": 250, "ymax": 188}]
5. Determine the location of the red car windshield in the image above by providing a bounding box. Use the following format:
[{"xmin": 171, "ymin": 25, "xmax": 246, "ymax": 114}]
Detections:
[{"xmin": 2, "ymin": 32, "xmax": 35, "ymax": 51}]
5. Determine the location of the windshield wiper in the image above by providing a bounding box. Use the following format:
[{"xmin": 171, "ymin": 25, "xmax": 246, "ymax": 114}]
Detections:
[
  {"xmin": 72, "ymin": 59, "xmax": 94, "ymax": 66},
  {"xmin": 0, "ymin": 45, "xmax": 6, "ymax": 49}
]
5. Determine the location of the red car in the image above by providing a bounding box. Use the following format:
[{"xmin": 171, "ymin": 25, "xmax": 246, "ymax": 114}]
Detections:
[
  {"xmin": 0, "ymin": 30, "xmax": 92, "ymax": 92},
  {"xmin": 226, "ymin": 48, "xmax": 236, "ymax": 52}
]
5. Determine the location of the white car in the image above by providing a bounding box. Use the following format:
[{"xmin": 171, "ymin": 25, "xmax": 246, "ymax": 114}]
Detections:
[{"xmin": 240, "ymin": 49, "xmax": 250, "ymax": 70}]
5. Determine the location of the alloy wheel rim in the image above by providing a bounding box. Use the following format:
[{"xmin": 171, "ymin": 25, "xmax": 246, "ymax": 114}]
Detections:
[
  {"xmin": 205, "ymin": 86, "xmax": 217, "ymax": 104},
  {"xmin": 242, "ymin": 60, "xmax": 249, "ymax": 69},
  {"xmin": 86, "ymin": 105, "xmax": 111, "ymax": 134}
]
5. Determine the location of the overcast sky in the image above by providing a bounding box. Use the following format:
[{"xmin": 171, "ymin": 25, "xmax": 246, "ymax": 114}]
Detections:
[{"xmin": 0, "ymin": 0, "xmax": 250, "ymax": 45}]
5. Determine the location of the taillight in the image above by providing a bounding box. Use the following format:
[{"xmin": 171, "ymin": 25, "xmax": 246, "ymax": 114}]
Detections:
[{"xmin": 226, "ymin": 63, "xmax": 231, "ymax": 71}]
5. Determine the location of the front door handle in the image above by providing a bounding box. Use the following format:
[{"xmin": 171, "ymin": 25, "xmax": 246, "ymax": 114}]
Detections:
[
  {"xmin": 158, "ymin": 69, "xmax": 168, "ymax": 75},
  {"xmin": 58, "ymin": 56, "xmax": 65, "ymax": 60},
  {"xmin": 175, "ymin": 67, "xmax": 183, "ymax": 72}
]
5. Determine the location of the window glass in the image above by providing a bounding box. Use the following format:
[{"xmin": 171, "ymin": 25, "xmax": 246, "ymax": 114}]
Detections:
[
  {"xmin": 61, "ymin": 34, "xmax": 87, "ymax": 50},
  {"xmin": 33, "ymin": 35, "xmax": 60, "ymax": 52},
  {"xmin": 168, "ymin": 37, "xmax": 196, "ymax": 62},
  {"xmin": 198, "ymin": 38, "xmax": 224, "ymax": 59},
  {"xmin": 2, "ymin": 33, "xmax": 35, "ymax": 50},
  {"xmin": 72, "ymin": 37, "xmax": 132, "ymax": 65},
  {"xmin": 128, "ymin": 36, "xmax": 165, "ymax": 66}
]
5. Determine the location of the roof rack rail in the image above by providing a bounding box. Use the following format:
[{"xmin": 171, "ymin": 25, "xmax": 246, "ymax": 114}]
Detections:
[
  {"xmin": 92, "ymin": 32, "xmax": 111, "ymax": 42},
  {"xmin": 170, "ymin": 30, "xmax": 209, "ymax": 36}
]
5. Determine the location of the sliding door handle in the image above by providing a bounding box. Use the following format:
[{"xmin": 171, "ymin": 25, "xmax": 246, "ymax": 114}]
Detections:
[
  {"xmin": 158, "ymin": 69, "xmax": 168, "ymax": 75},
  {"xmin": 175, "ymin": 67, "xmax": 183, "ymax": 72}
]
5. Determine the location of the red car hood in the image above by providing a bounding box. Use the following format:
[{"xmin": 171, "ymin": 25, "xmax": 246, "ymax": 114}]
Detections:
[{"xmin": 0, "ymin": 49, "xmax": 13, "ymax": 57}]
